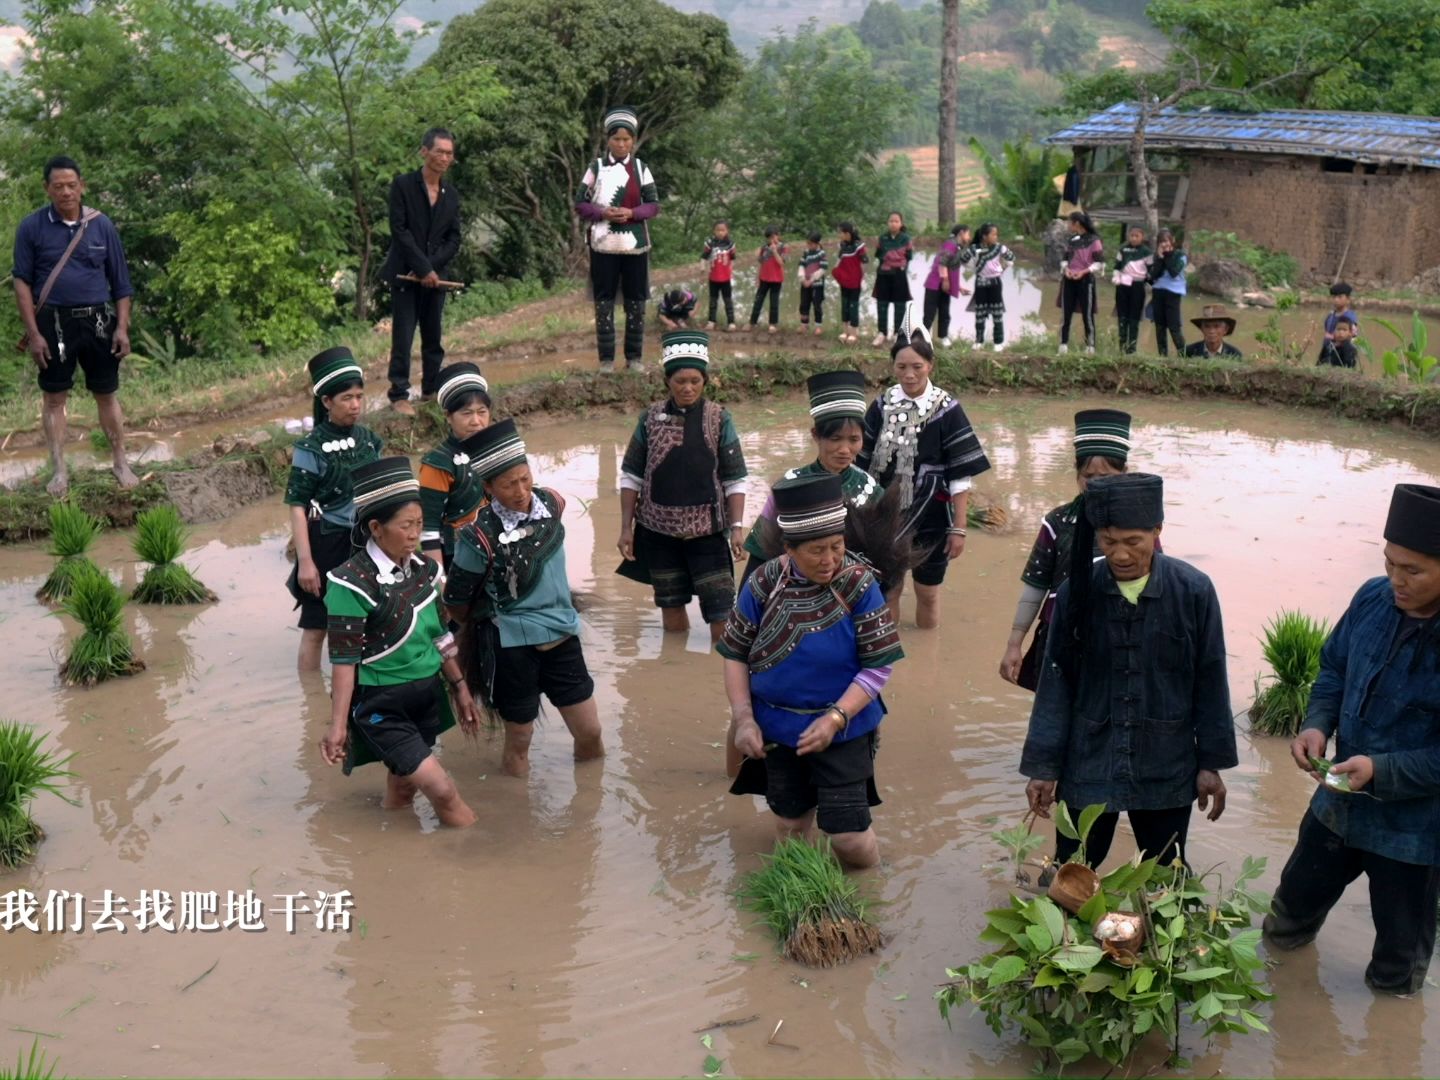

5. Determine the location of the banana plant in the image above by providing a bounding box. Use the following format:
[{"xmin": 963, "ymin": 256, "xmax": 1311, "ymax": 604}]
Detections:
[
  {"xmin": 1355, "ymin": 312, "xmax": 1438, "ymax": 384},
  {"xmin": 968, "ymin": 136, "xmax": 1063, "ymax": 236}
]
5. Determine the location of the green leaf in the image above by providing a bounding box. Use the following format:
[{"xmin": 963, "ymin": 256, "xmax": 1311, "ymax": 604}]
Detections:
[
  {"xmin": 1131, "ymin": 967, "xmax": 1155, "ymax": 993},
  {"xmin": 1032, "ymin": 965, "xmax": 1067, "ymax": 988},
  {"xmin": 1076, "ymin": 889, "xmax": 1109, "ymax": 926},
  {"xmin": 703, "ymin": 1054, "xmax": 724, "ymax": 1078},
  {"xmin": 700, "ymin": 1034, "xmax": 713, "ymax": 1050},
  {"xmin": 1079, "ymin": 970, "xmax": 1117, "ymax": 993},
  {"xmin": 1025, "ymin": 924, "xmax": 1054, "ymax": 953},
  {"xmin": 1052, "ymin": 944, "xmax": 1104, "ymax": 972},
  {"xmin": 1053, "ymin": 1037, "xmax": 1089, "ymax": 1064},
  {"xmin": 1053, "ymin": 801, "xmax": 1079, "ymax": 841},
  {"xmin": 1195, "ymin": 992, "xmax": 1224, "ymax": 1020},
  {"xmin": 1174, "ymin": 966, "xmax": 1232, "ymax": 982},
  {"xmin": 988, "ymin": 954, "xmax": 1028, "ymax": 987},
  {"xmin": 986, "ymin": 909, "xmax": 1026, "ymax": 934},
  {"xmin": 1134, "ymin": 1008, "xmax": 1155, "ymax": 1035},
  {"xmin": 1240, "ymin": 1009, "xmax": 1271, "ymax": 1032},
  {"xmin": 1018, "ymin": 1014, "xmax": 1053, "ymax": 1047},
  {"xmin": 1077, "ymin": 803, "xmax": 1107, "ymax": 844},
  {"xmin": 1035, "ymin": 898, "xmax": 1066, "ymax": 949}
]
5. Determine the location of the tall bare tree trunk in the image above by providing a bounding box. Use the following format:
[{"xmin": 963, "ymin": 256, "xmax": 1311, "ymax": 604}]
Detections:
[
  {"xmin": 1128, "ymin": 110, "xmax": 1160, "ymax": 240},
  {"xmin": 938, "ymin": 0, "xmax": 960, "ymax": 226}
]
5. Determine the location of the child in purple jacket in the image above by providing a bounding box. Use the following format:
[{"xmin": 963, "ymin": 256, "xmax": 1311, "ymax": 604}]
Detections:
[{"xmin": 922, "ymin": 224, "xmax": 972, "ymax": 347}]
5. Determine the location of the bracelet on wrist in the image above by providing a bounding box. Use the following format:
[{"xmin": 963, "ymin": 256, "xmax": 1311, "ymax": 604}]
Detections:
[{"xmin": 947, "ymin": 527, "xmax": 968, "ymax": 536}]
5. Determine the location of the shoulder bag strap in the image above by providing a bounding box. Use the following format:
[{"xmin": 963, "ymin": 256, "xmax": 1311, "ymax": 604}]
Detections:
[{"xmin": 34, "ymin": 208, "xmax": 101, "ymax": 316}]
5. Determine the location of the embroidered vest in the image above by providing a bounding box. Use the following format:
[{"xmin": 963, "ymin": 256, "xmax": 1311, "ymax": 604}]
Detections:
[{"xmin": 636, "ymin": 400, "xmax": 728, "ymax": 540}]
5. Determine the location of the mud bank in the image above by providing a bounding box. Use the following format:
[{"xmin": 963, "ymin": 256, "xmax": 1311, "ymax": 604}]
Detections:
[{"xmin": 7, "ymin": 350, "xmax": 1438, "ymax": 542}]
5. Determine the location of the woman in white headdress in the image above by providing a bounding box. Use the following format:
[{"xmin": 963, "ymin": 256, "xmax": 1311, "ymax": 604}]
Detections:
[{"xmin": 574, "ymin": 106, "xmax": 661, "ymax": 372}]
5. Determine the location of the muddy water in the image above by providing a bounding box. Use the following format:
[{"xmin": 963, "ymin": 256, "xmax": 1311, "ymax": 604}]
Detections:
[{"xmin": 4, "ymin": 396, "xmax": 1440, "ymax": 1078}]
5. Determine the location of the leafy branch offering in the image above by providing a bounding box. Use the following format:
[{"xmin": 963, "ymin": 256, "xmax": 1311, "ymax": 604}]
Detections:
[{"xmin": 938, "ymin": 802, "xmax": 1273, "ymax": 1073}]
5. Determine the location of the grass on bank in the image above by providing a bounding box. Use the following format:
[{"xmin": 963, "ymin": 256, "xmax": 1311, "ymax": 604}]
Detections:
[
  {"xmin": 738, "ymin": 837, "xmax": 883, "ymax": 967},
  {"xmin": 0, "ymin": 720, "xmax": 76, "ymax": 871},
  {"xmin": 58, "ymin": 564, "xmax": 145, "ymax": 686},
  {"xmin": 35, "ymin": 502, "xmax": 104, "ymax": 603},
  {"xmin": 131, "ymin": 504, "xmax": 216, "ymax": 604}
]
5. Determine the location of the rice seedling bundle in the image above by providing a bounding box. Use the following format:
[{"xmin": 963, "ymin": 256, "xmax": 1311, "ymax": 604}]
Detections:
[
  {"xmin": 59, "ymin": 564, "xmax": 145, "ymax": 686},
  {"xmin": 967, "ymin": 496, "xmax": 1009, "ymax": 533},
  {"xmin": 35, "ymin": 502, "xmax": 103, "ymax": 603},
  {"xmin": 1249, "ymin": 609, "xmax": 1329, "ymax": 737},
  {"xmin": 0, "ymin": 720, "xmax": 75, "ymax": 870},
  {"xmin": 131, "ymin": 505, "xmax": 216, "ymax": 604},
  {"xmin": 738, "ymin": 837, "xmax": 883, "ymax": 967}
]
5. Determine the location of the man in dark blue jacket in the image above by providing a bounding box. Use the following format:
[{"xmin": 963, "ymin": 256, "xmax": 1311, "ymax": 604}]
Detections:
[
  {"xmin": 1020, "ymin": 472, "xmax": 1236, "ymax": 868},
  {"xmin": 1264, "ymin": 483, "xmax": 1440, "ymax": 995},
  {"xmin": 12, "ymin": 155, "xmax": 135, "ymax": 497},
  {"xmin": 381, "ymin": 127, "xmax": 461, "ymax": 415}
]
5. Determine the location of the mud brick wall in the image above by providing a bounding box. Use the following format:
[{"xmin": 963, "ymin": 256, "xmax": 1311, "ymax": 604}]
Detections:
[{"xmin": 1184, "ymin": 153, "xmax": 1440, "ymax": 284}]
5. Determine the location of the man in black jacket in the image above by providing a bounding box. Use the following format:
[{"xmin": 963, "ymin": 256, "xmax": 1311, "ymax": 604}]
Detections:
[{"xmin": 381, "ymin": 127, "xmax": 461, "ymax": 414}]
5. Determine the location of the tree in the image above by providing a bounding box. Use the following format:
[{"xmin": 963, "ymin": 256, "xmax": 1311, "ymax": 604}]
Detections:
[
  {"xmin": 0, "ymin": 0, "xmax": 333, "ymax": 341},
  {"xmin": 939, "ymin": 0, "xmax": 961, "ymax": 225},
  {"xmin": 430, "ymin": 0, "xmax": 742, "ymax": 280},
  {"xmin": 969, "ymin": 136, "xmax": 1062, "ymax": 236},
  {"xmin": 727, "ymin": 27, "xmax": 911, "ymax": 234},
  {"xmin": 176, "ymin": 0, "xmax": 504, "ymax": 319}
]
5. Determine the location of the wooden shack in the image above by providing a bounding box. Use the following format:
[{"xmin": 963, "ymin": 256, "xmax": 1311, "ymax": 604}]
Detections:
[{"xmin": 1045, "ymin": 104, "xmax": 1440, "ymax": 285}]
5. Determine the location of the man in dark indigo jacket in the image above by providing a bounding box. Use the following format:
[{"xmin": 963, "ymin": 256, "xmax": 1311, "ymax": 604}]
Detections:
[
  {"xmin": 1020, "ymin": 472, "xmax": 1236, "ymax": 868},
  {"xmin": 1264, "ymin": 483, "xmax": 1440, "ymax": 995}
]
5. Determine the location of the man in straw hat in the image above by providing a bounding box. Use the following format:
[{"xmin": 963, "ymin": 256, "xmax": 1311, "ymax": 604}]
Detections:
[
  {"xmin": 1182, "ymin": 304, "xmax": 1243, "ymax": 360},
  {"xmin": 1265, "ymin": 484, "xmax": 1440, "ymax": 995},
  {"xmin": 1020, "ymin": 472, "xmax": 1236, "ymax": 870}
]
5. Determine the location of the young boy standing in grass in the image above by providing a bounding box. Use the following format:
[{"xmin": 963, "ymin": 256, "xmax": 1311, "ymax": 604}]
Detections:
[
  {"xmin": 701, "ymin": 220, "xmax": 736, "ymax": 331},
  {"xmin": 797, "ymin": 233, "xmax": 827, "ymax": 337}
]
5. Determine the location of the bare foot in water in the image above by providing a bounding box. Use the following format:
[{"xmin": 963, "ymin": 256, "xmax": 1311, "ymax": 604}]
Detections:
[
  {"xmin": 113, "ymin": 461, "xmax": 140, "ymax": 489},
  {"xmin": 46, "ymin": 469, "xmax": 69, "ymax": 498},
  {"xmin": 501, "ymin": 750, "xmax": 530, "ymax": 778}
]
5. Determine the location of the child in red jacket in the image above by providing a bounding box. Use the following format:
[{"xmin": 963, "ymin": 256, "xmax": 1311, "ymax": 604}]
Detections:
[
  {"xmin": 832, "ymin": 221, "xmax": 868, "ymax": 345},
  {"xmin": 748, "ymin": 227, "xmax": 787, "ymax": 333}
]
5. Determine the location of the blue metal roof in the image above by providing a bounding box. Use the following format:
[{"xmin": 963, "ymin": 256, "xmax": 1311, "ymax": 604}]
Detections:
[{"xmin": 1044, "ymin": 103, "xmax": 1440, "ymax": 169}]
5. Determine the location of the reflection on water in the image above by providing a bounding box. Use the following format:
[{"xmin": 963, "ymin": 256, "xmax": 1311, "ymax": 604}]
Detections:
[{"xmin": 2, "ymin": 396, "xmax": 1440, "ymax": 1077}]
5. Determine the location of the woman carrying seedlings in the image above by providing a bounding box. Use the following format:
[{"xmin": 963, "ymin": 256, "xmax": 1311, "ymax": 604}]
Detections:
[
  {"xmin": 999, "ymin": 409, "xmax": 1134, "ymax": 691},
  {"xmin": 617, "ymin": 330, "xmax": 748, "ymax": 643},
  {"xmin": 319, "ymin": 457, "xmax": 479, "ymax": 828},
  {"xmin": 721, "ymin": 473, "xmax": 905, "ymax": 869},
  {"xmin": 857, "ymin": 303, "xmax": 990, "ymax": 630},
  {"xmin": 418, "ymin": 362, "xmax": 492, "ymax": 567},
  {"xmin": 574, "ymin": 106, "xmax": 660, "ymax": 372},
  {"xmin": 285, "ymin": 346, "xmax": 384, "ymax": 671},
  {"xmin": 1019, "ymin": 473, "xmax": 1236, "ymax": 869},
  {"xmin": 443, "ymin": 419, "xmax": 604, "ymax": 778},
  {"xmin": 1264, "ymin": 483, "xmax": 1440, "ymax": 996}
]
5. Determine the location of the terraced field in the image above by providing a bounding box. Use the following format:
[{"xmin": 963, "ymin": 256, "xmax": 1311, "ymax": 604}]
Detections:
[{"xmin": 883, "ymin": 144, "xmax": 989, "ymax": 228}]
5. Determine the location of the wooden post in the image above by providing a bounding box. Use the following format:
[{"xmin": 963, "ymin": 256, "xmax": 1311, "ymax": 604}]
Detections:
[{"xmin": 938, "ymin": 0, "xmax": 960, "ymax": 227}]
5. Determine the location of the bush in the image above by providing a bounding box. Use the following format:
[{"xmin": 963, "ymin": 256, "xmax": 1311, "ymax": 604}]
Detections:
[
  {"xmin": 1249, "ymin": 610, "xmax": 1329, "ymax": 736},
  {"xmin": 0, "ymin": 720, "xmax": 76, "ymax": 870},
  {"xmin": 1187, "ymin": 230, "xmax": 1299, "ymax": 289},
  {"xmin": 152, "ymin": 199, "xmax": 339, "ymax": 355}
]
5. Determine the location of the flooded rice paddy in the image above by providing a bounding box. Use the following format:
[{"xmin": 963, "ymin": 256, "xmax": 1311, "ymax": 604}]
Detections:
[{"xmin": 4, "ymin": 394, "xmax": 1440, "ymax": 1077}]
